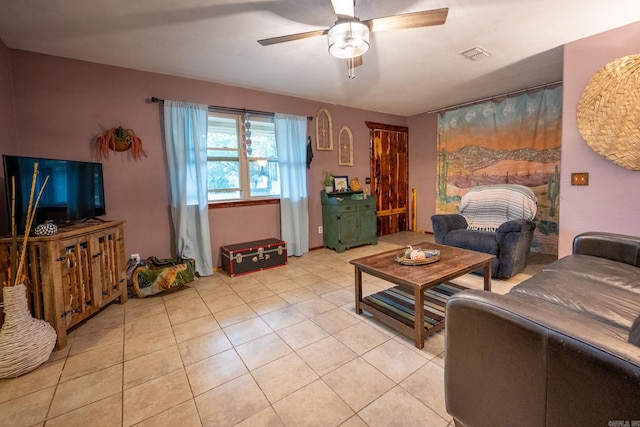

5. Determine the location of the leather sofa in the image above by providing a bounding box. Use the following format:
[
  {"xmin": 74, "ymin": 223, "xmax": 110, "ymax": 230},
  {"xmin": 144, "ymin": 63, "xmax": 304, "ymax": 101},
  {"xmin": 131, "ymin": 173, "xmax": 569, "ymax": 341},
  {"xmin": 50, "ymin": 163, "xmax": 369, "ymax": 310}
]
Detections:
[{"xmin": 444, "ymin": 232, "xmax": 640, "ymax": 427}]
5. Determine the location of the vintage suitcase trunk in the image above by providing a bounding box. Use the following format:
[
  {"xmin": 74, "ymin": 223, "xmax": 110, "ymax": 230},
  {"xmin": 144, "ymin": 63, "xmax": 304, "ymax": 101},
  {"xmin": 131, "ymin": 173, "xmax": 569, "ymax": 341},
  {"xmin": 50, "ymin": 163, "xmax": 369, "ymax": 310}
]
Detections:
[{"xmin": 221, "ymin": 238, "xmax": 287, "ymax": 277}]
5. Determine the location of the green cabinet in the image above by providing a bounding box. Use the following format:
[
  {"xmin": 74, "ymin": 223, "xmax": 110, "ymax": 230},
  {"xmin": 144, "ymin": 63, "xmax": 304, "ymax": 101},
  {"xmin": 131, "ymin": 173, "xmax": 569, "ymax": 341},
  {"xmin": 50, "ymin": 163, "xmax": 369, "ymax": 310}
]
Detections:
[{"xmin": 321, "ymin": 191, "xmax": 378, "ymax": 253}]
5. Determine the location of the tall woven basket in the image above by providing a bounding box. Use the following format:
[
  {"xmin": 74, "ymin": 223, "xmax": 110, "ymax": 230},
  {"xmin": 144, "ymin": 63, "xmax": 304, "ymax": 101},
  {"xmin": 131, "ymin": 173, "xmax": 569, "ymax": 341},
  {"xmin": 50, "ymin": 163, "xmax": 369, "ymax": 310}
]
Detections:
[{"xmin": 0, "ymin": 284, "xmax": 57, "ymax": 378}]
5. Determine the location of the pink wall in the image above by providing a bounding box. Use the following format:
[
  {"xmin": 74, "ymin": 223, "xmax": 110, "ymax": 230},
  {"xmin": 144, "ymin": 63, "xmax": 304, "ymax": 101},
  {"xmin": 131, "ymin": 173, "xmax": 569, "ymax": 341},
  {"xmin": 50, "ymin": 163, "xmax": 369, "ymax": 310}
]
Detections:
[
  {"xmin": 407, "ymin": 112, "xmax": 438, "ymax": 233},
  {"xmin": 5, "ymin": 50, "xmax": 406, "ymax": 266},
  {"xmin": 8, "ymin": 20, "xmax": 639, "ymax": 264},
  {"xmin": 0, "ymin": 41, "xmax": 15, "ymax": 152},
  {"xmin": 0, "ymin": 40, "xmax": 16, "ymax": 235},
  {"xmin": 559, "ymin": 21, "xmax": 640, "ymax": 256}
]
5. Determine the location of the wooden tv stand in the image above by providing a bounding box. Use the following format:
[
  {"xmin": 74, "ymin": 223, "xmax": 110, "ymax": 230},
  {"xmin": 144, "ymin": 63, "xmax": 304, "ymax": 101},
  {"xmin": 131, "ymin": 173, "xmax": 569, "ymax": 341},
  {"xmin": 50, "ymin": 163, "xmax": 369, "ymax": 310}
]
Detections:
[{"xmin": 0, "ymin": 220, "xmax": 128, "ymax": 349}]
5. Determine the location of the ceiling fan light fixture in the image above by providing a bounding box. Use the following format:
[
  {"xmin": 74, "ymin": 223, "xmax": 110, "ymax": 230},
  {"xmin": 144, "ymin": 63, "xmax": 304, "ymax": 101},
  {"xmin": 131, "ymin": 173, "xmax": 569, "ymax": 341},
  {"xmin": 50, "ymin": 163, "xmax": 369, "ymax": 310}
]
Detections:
[{"xmin": 327, "ymin": 20, "xmax": 370, "ymax": 59}]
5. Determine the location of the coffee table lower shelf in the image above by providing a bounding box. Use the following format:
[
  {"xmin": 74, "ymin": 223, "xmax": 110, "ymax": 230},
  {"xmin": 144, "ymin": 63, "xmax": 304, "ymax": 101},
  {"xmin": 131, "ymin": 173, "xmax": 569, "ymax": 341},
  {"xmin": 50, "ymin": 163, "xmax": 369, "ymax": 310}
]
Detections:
[{"xmin": 361, "ymin": 283, "xmax": 467, "ymax": 344}]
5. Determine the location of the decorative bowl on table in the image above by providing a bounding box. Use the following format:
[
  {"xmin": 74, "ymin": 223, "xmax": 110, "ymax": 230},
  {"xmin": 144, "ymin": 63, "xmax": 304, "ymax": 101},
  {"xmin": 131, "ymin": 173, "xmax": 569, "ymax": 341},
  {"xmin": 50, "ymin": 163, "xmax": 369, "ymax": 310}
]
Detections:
[{"xmin": 395, "ymin": 247, "xmax": 441, "ymax": 266}]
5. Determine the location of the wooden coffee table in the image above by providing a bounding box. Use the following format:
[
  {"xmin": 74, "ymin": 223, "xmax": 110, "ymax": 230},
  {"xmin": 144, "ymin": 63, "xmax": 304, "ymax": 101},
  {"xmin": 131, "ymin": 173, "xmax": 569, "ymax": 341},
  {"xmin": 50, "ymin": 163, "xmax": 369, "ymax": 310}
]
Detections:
[{"xmin": 350, "ymin": 242, "xmax": 495, "ymax": 348}]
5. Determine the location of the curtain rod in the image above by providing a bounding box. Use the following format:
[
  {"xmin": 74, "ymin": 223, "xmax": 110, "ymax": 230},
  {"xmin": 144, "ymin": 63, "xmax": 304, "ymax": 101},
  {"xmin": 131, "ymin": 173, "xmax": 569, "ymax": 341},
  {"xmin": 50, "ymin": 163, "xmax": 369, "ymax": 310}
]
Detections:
[
  {"xmin": 150, "ymin": 97, "xmax": 313, "ymax": 120},
  {"xmin": 426, "ymin": 80, "xmax": 563, "ymax": 115}
]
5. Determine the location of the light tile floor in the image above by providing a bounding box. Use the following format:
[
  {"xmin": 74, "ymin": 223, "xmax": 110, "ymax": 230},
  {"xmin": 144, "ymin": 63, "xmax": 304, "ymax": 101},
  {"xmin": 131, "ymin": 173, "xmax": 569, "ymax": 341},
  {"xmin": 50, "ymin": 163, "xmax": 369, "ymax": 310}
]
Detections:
[{"xmin": 0, "ymin": 232, "xmax": 553, "ymax": 427}]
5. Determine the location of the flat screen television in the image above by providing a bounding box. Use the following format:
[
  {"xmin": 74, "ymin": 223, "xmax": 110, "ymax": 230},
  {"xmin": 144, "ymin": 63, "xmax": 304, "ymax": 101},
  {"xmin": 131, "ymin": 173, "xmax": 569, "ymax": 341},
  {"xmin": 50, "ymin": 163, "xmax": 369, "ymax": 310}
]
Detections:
[{"xmin": 3, "ymin": 155, "xmax": 106, "ymax": 233}]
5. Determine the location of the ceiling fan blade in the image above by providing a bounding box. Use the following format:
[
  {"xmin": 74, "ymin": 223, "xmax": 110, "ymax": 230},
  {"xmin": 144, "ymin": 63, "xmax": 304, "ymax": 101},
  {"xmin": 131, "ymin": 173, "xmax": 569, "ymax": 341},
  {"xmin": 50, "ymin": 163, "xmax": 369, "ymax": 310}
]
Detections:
[
  {"xmin": 330, "ymin": 0, "xmax": 355, "ymax": 19},
  {"xmin": 258, "ymin": 29, "xmax": 328, "ymax": 46},
  {"xmin": 364, "ymin": 8, "xmax": 448, "ymax": 32}
]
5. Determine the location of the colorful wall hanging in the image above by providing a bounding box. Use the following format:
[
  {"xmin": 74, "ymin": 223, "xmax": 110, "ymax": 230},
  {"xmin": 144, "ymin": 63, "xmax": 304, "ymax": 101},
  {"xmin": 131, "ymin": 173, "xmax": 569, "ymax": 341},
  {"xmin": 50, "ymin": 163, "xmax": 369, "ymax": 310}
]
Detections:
[{"xmin": 436, "ymin": 87, "xmax": 563, "ymax": 254}]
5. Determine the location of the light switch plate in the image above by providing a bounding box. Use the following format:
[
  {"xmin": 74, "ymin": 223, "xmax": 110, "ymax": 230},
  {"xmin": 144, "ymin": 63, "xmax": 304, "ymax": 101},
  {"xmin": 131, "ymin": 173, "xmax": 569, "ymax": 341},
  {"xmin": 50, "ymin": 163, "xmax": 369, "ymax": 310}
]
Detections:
[{"xmin": 571, "ymin": 172, "xmax": 589, "ymax": 186}]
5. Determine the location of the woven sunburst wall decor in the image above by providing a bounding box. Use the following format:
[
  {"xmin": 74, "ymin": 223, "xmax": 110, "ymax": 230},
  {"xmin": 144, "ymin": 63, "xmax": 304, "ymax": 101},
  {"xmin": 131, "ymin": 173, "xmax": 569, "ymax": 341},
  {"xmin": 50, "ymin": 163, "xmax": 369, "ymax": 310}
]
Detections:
[{"xmin": 577, "ymin": 54, "xmax": 640, "ymax": 170}]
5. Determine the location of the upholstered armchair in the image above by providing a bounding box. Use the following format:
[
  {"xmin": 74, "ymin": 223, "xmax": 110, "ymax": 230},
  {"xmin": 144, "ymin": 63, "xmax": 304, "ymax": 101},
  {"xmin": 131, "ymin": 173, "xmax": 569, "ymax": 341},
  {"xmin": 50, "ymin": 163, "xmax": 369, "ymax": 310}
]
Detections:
[{"xmin": 431, "ymin": 184, "xmax": 537, "ymax": 278}]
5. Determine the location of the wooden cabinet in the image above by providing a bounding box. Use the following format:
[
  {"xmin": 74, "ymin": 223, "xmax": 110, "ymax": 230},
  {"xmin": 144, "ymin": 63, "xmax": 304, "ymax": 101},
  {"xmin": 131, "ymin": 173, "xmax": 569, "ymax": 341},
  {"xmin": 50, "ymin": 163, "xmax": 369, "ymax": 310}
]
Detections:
[
  {"xmin": 0, "ymin": 221, "xmax": 128, "ymax": 349},
  {"xmin": 321, "ymin": 191, "xmax": 377, "ymax": 253}
]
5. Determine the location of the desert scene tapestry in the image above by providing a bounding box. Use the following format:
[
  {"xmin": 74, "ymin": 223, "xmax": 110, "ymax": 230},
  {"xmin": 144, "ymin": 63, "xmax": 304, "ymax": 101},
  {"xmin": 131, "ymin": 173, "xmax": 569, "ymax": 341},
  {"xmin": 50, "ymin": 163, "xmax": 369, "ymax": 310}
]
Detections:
[{"xmin": 436, "ymin": 87, "xmax": 562, "ymax": 254}]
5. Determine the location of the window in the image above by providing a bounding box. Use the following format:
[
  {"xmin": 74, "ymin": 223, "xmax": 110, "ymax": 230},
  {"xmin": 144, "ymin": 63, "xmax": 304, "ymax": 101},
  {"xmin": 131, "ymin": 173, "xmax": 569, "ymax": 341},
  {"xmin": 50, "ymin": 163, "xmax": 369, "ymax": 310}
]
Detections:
[{"xmin": 206, "ymin": 112, "xmax": 280, "ymax": 201}]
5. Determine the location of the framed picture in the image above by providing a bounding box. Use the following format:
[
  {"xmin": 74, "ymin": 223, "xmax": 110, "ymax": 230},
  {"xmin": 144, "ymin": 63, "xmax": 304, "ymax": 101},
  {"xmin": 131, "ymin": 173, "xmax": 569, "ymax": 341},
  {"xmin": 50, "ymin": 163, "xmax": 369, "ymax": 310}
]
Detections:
[{"xmin": 333, "ymin": 176, "xmax": 349, "ymax": 192}]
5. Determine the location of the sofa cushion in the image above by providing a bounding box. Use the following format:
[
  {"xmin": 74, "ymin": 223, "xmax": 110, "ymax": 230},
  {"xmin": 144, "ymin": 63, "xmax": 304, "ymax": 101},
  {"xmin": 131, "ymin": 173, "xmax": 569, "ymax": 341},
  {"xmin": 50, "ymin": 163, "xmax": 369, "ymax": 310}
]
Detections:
[
  {"xmin": 543, "ymin": 255, "xmax": 640, "ymax": 295},
  {"xmin": 459, "ymin": 184, "xmax": 537, "ymax": 231},
  {"xmin": 510, "ymin": 258, "xmax": 640, "ymax": 330},
  {"xmin": 445, "ymin": 229, "xmax": 499, "ymax": 255}
]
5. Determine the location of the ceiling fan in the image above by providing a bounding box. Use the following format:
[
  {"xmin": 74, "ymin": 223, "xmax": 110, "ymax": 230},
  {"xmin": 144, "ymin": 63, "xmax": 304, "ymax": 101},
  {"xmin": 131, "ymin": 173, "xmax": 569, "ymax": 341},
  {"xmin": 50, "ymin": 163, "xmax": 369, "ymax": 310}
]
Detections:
[{"xmin": 257, "ymin": 0, "xmax": 448, "ymax": 78}]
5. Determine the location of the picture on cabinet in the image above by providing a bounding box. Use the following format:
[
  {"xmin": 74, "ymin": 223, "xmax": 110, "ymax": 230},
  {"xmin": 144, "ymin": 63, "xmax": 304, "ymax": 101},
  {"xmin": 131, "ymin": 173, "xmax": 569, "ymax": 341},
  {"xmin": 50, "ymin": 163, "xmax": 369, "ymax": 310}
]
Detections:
[{"xmin": 333, "ymin": 176, "xmax": 349, "ymax": 192}]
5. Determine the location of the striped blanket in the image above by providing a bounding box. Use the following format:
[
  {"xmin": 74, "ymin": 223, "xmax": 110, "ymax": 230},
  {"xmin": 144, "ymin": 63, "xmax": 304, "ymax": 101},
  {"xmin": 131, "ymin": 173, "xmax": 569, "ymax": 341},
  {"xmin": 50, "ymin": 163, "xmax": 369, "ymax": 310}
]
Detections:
[
  {"xmin": 364, "ymin": 283, "xmax": 467, "ymax": 330},
  {"xmin": 459, "ymin": 184, "xmax": 537, "ymax": 231}
]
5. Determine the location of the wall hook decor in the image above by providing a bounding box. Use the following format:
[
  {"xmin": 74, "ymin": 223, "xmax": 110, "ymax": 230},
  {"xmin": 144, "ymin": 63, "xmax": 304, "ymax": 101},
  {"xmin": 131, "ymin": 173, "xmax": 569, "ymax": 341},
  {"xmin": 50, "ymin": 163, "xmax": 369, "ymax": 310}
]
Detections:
[{"xmin": 96, "ymin": 126, "xmax": 147, "ymax": 160}]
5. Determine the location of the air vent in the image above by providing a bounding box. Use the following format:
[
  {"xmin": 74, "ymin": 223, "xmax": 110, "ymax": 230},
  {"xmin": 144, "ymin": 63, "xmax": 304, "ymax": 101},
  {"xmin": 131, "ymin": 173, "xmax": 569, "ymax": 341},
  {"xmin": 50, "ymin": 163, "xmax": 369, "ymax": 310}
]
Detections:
[{"xmin": 460, "ymin": 46, "xmax": 492, "ymax": 61}]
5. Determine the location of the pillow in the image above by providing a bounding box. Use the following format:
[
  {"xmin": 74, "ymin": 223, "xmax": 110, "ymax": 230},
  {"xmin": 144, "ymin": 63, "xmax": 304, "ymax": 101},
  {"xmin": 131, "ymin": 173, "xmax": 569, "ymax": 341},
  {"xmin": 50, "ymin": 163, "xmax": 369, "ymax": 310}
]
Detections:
[
  {"xmin": 629, "ymin": 314, "xmax": 640, "ymax": 347},
  {"xmin": 460, "ymin": 184, "xmax": 537, "ymax": 231},
  {"xmin": 131, "ymin": 257, "xmax": 196, "ymax": 298}
]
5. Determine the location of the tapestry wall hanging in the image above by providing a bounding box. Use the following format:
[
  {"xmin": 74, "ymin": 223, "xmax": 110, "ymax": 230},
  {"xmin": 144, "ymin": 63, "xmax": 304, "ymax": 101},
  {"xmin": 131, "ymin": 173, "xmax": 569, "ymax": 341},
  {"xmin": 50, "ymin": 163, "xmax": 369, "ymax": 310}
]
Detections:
[{"xmin": 436, "ymin": 87, "xmax": 562, "ymax": 254}]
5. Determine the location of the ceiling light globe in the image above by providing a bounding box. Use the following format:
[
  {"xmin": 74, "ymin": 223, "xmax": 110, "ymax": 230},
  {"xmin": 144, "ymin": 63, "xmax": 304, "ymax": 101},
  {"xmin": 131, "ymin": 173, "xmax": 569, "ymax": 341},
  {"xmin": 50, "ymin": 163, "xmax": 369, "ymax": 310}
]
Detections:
[{"xmin": 328, "ymin": 21, "xmax": 370, "ymax": 59}]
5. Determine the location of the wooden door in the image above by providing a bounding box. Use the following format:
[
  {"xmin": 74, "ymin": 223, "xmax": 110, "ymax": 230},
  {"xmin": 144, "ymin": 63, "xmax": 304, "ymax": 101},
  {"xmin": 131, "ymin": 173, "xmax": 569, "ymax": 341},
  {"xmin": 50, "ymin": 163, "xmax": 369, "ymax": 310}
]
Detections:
[{"xmin": 366, "ymin": 122, "xmax": 409, "ymax": 235}]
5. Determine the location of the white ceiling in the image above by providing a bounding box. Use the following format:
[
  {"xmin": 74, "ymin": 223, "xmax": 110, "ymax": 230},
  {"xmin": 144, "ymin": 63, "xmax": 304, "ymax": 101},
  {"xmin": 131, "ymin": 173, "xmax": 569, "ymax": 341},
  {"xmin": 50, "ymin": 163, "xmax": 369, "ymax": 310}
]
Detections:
[{"xmin": 1, "ymin": 0, "xmax": 639, "ymax": 116}]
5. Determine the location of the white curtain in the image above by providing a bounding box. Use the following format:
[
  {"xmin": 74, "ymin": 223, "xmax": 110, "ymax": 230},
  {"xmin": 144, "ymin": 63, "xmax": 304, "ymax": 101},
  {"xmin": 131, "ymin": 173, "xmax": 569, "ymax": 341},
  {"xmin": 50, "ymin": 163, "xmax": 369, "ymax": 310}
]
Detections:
[
  {"xmin": 163, "ymin": 100, "xmax": 213, "ymax": 276},
  {"xmin": 275, "ymin": 113, "xmax": 309, "ymax": 256}
]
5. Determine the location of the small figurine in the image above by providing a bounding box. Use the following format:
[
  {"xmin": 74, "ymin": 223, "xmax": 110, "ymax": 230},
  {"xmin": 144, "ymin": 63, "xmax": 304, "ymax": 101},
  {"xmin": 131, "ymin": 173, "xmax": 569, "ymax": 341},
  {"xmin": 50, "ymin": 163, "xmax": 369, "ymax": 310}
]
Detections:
[{"xmin": 351, "ymin": 177, "xmax": 361, "ymax": 192}]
